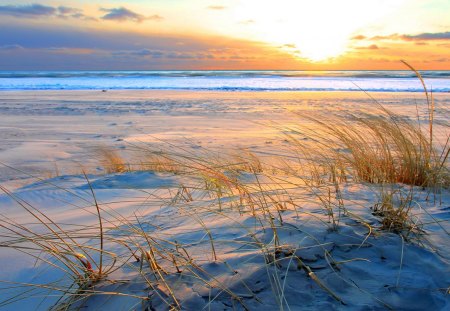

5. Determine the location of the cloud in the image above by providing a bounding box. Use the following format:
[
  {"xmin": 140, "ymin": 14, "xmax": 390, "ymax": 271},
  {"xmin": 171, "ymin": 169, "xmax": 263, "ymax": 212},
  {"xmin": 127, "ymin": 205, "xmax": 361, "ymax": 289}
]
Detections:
[
  {"xmin": 57, "ymin": 6, "xmax": 81, "ymax": 15},
  {"xmin": 370, "ymin": 34, "xmax": 403, "ymax": 40},
  {"xmin": 100, "ymin": 7, "xmax": 163, "ymax": 23},
  {"xmin": 355, "ymin": 44, "xmax": 379, "ymax": 50},
  {"xmin": 0, "ymin": 44, "xmax": 24, "ymax": 50},
  {"xmin": 239, "ymin": 19, "xmax": 255, "ymax": 25},
  {"xmin": 0, "ymin": 3, "xmax": 95, "ymax": 20},
  {"xmin": 434, "ymin": 57, "xmax": 450, "ymax": 63},
  {"xmin": 282, "ymin": 44, "xmax": 296, "ymax": 49},
  {"xmin": 351, "ymin": 35, "xmax": 366, "ymax": 40},
  {"xmin": 405, "ymin": 31, "xmax": 450, "ymax": 40},
  {"xmin": 70, "ymin": 13, "xmax": 97, "ymax": 21},
  {"xmin": 354, "ymin": 32, "xmax": 450, "ymax": 42},
  {"xmin": 46, "ymin": 47, "xmax": 95, "ymax": 54},
  {"xmin": 56, "ymin": 6, "xmax": 96, "ymax": 21},
  {"xmin": 0, "ymin": 3, "xmax": 55, "ymax": 17},
  {"xmin": 112, "ymin": 49, "xmax": 217, "ymax": 60},
  {"xmin": 112, "ymin": 49, "xmax": 165, "ymax": 58},
  {"xmin": 207, "ymin": 5, "xmax": 227, "ymax": 10}
]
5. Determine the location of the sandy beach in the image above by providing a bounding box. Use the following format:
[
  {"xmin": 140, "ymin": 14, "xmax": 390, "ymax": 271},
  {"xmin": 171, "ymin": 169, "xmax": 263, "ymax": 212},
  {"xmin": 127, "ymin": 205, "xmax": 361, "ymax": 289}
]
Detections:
[
  {"xmin": 0, "ymin": 90, "xmax": 448, "ymax": 310},
  {"xmin": 1, "ymin": 90, "xmax": 448, "ymax": 185}
]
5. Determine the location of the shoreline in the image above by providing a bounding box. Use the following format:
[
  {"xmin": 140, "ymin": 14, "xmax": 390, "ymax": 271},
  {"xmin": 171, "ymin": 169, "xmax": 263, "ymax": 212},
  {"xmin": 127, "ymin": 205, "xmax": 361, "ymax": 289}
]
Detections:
[
  {"xmin": 1, "ymin": 88, "xmax": 449, "ymax": 98},
  {"xmin": 1, "ymin": 89, "xmax": 450, "ymax": 93}
]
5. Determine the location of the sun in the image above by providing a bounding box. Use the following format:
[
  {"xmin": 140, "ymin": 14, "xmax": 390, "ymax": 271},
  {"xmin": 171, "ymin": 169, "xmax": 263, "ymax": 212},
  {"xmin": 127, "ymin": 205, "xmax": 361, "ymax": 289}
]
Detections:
[
  {"xmin": 285, "ymin": 32, "xmax": 350, "ymax": 62},
  {"xmin": 229, "ymin": 0, "xmax": 407, "ymax": 62}
]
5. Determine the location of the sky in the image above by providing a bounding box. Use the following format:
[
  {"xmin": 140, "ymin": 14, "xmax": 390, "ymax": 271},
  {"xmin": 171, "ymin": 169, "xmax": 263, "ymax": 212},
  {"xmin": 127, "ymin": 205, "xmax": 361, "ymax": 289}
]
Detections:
[{"xmin": 0, "ymin": 0, "xmax": 449, "ymax": 70}]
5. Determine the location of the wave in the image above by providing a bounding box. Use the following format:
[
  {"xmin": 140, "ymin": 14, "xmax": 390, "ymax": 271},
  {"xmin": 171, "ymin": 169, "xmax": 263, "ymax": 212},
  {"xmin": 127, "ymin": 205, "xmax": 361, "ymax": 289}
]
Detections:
[
  {"xmin": 1, "ymin": 70, "xmax": 450, "ymax": 79},
  {"xmin": 1, "ymin": 70, "xmax": 449, "ymax": 92},
  {"xmin": 1, "ymin": 86, "xmax": 449, "ymax": 92}
]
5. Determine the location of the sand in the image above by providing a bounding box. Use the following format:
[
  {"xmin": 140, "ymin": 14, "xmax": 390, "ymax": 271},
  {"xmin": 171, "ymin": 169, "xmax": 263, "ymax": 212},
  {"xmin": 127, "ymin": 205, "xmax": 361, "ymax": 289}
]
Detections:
[{"xmin": 0, "ymin": 90, "xmax": 448, "ymax": 310}]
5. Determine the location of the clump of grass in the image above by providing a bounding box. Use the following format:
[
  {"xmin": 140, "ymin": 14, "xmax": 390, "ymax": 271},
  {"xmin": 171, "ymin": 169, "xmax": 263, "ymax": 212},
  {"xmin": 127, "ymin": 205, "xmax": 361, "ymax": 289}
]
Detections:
[
  {"xmin": 96, "ymin": 146, "xmax": 129, "ymax": 173},
  {"xmin": 0, "ymin": 184, "xmax": 115, "ymax": 304},
  {"xmin": 227, "ymin": 149, "xmax": 264, "ymax": 174},
  {"xmin": 372, "ymin": 186, "xmax": 423, "ymax": 239},
  {"xmin": 289, "ymin": 106, "xmax": 448, "ymax": 190},
  {"xmin": 280, "ymin": 62, "xmax": 448, "ymax": 238},
  {"xmin": 138, "ymin": 152, "xmax": 185, "ymax": 174},
  {"xmin": 286, "ymin": 62, "xmax": 448, "ymax": 190}
]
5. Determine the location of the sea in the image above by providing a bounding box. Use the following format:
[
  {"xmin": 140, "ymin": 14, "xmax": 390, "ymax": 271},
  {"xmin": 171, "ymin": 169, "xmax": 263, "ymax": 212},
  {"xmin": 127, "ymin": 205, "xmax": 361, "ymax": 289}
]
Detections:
[{"xmin": 0, "ymin": 70, "xmax": 449, "ymax": 92}]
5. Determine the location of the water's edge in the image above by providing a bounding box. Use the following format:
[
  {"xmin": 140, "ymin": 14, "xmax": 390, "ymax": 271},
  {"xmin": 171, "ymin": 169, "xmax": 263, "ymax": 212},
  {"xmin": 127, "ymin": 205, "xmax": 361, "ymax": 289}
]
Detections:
[{"xmin": 1, "ymin": 70, "xmax": 449, "ymax": 92}]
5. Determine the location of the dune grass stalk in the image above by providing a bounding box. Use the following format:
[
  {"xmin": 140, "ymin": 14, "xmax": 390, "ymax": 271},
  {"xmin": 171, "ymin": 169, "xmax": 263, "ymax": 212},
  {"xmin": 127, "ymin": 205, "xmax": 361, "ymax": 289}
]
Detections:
[{"xmin": 82, "ymin": 171, "xmax": 104, "ymax": 278}]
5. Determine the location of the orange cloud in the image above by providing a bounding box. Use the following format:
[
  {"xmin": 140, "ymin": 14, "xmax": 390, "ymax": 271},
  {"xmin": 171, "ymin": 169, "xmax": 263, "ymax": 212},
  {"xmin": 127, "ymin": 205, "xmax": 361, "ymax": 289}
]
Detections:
[
  {"xmin": 355, "ymin": 44, "xmax": 379, "ymax": 50},
  {"xmin": 206, "ymin": 6, "xmax": 227, "ymax": 10}
]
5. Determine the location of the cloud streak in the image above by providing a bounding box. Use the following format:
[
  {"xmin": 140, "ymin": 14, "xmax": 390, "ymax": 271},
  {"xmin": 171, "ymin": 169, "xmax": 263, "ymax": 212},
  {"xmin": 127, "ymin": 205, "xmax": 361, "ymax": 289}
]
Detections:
[
  {"xmin": 406, "ymin": 32, "xmax": 450, "ymax": 40},
  {"xmin": 206, "ymin": 5, "xmax": 227, "ymax": 10},
  {"xmin": 0, "ymin": 44, "xmax": 24, "ymax": 50},
  {"xmin": 239, "ymin": 19, "xmax": 255, "ymax": 25},
  {"xmin": 355, "ymin": 44, "xmax": 379, "ymax": 50},
  {"xmin": 100, "ymin": 7, "xmax": 163, "ymax": 23},
  {"xmin": 352, "ymin": 32, "xmax": 450, "ymax": 42},
  {"xmin": 113, "ymin": 49, "xmax": 216, "ymax": 60},
  {"xmin": 0, "ymin": 3, "xmax": 95, "ymax": 20},
  {"xmin": 0, "ymin": 3, "xmax": 55, "ymax": 17}
]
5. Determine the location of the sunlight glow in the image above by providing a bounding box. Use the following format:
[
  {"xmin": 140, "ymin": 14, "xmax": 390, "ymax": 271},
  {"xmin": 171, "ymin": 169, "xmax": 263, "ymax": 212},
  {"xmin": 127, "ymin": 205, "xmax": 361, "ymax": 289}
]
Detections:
[{"xmin": 230, "ymin": 0, "xmax": 407, "ymax": 61}]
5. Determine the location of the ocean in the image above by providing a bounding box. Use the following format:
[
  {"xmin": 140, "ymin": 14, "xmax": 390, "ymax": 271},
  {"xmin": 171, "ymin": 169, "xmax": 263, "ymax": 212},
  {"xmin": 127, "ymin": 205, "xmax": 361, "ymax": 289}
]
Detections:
[{"xmin": 0, "ymin": 70, "xmax": 449, "ymax": 92}]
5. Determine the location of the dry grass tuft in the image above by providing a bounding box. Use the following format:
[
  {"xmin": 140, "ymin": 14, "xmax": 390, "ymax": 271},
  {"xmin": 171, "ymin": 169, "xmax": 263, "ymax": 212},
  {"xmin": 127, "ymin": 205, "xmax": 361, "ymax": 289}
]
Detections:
[
  {"xmin": 227, "ymin": 149, "xmax": 264, "ymax": 174},
  {"xmin": 284, "ymin": 62, "xmax": 448, "ymax": 191},
  {"xmin": 299, "ymin": 112, "xmax": 447, "ymax": 188},
  {"xmin": 138, "ymin": 151, "xmax": 185, "ymax": 174},
  {"xmin": 372, "ymin": 186, "xmax": 423, "ymax": 239},
  {"xmin": 96, "ymin": 146, "xmax": 129, "ymax": 174}
]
